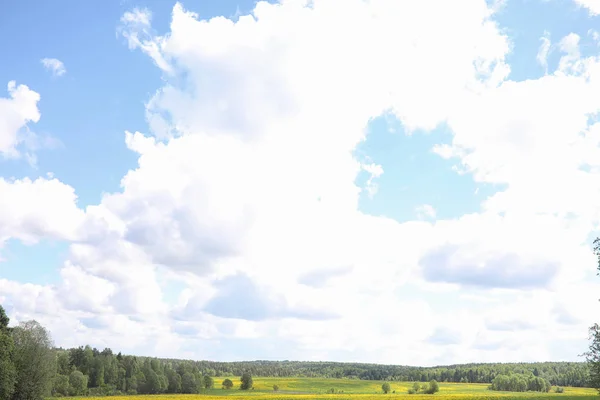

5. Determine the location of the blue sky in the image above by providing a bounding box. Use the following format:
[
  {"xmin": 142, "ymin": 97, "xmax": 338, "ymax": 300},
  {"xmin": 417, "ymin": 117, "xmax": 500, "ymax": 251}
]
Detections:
[{"xmin": 1, "ymin": 0, "xmax": 600, "ymax": 365}]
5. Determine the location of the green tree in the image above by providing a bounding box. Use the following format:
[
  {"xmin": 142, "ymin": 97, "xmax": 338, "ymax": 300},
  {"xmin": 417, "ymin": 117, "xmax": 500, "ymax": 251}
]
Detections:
[
  {"xmin": 56, "ymin": 351, "xmax": 71, "ymax": 376},
  {"xmin": 181, "ymin": 372, "xmax": 198, "ymax": 394},
  {"xmin": 382, "ymin": 382, "xmax": 391, "ymax": 393},
  {"xmin": 68, "ymin": 371, "xmax": 88, "ymax": 396},
  {"xmin": 166, "ymin": 369, "xmax": 182, "ymax": 393},
  {"xmin": 222, "ymin": 378, "xmax": 234, "ymax": 389},
  {"xmin": 142, "ymin": 368, "xmax": 161, "ymax": 394},
  {"xmin": 240, "ymin": 372, "xmax": 253, "ymax": 390},
  {"xmin": 11, "ymin": 320, "xmax": 56, "ymax": 400},
  {"xmin": 89, "ymin": 357, "xmax": 105, "ymax": 387},
  {"xmin": 51, "ymin": 375, "xmax": 70, "ymax": 397},
  {"xmin": 586, "ymin": 238, "xmax": 600, "ymax": 392},
  {"xmin": 203, "ymin": 375, "xmax": 214, "ymax": 389},
  {"xmin": 0, "ymin": 305, "xmax": 16, "ymax": 400},
  {"xmin": 424, "ymin": 379, "xmax": 440, "ymax": 394},
  {"xmin": 0, "ymin": 305, "xmax": 9, "ymax": 329},
  {"xmin": 586, "ymin": 324, "xmax": 600, "ymax": 392}
]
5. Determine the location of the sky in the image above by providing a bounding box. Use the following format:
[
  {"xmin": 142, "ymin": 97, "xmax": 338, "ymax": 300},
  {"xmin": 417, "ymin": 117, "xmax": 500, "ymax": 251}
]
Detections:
[{"xmin": 1, "ymin": 0, "xmax": 600, "ymax": 366}]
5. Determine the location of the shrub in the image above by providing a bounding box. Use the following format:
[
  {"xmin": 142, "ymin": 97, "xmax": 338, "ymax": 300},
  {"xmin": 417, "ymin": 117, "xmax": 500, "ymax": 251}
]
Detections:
[
  {"xmin": 555, "ymin": 386, "xmax": 565, "ymax": 393},
  {"xmin": 423, "ymin": 380, "xmax": 439, "ymax": 394},
  {"xmin": 382, "ymin": 382, "xmax": 391, "ymax": 394}
]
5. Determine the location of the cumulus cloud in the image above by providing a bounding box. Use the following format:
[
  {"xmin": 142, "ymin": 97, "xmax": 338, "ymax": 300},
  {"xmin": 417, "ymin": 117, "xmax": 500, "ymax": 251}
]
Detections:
[
  {"xmin": 2, "ymin": 0, "xmax": 600, "ymax": 364},
  {"xmin": 421, "ymin": 244, "xmax": 558, "ymax": 289},
  {"xmin": 0, "ymin": 177, "xmax": 84, "ymax": 246},
  {"xmin": 203, "ymin": 274, "xmax": 337, "ymax": 321},
  {"xmin": 0, "ymin": 81, "xmax": 41, "ymax": 159},
  {"xmin": 573, "ymin": 0, "xmax": 600, "ymax": 15},
  {"xmin": 41, "ymin": 58, "xmax": 66, "ymax": 77},
  {"xmin": 427, "ymin": 328, "xmax": 462, "ymax": 345}
]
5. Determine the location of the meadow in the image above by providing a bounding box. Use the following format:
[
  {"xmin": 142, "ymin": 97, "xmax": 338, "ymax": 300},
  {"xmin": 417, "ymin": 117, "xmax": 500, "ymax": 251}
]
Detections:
[{"xmin": 56, "ymin": 377, "xmax": 599, "ymax": 400}]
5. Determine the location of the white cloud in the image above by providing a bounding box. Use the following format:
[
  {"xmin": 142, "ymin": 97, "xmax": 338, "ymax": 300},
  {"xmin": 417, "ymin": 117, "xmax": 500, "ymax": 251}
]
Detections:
[
  {"xmin": 0, "ymin": 177, "xmax": 84, "ymax": 246},
  {"xmin": 416, "ymin": 204, "xmax": 436, "ymax": 220},
  {"xmin": 537, "ymin": 31, "xmax": 551, "ymax": 73},
  {"xmin": 2, "ymin": 1, "xmax": 600, "ymax": 365},
  {"xmin": 361, "ymin": 162, "xmax": 384, "ymax": 198},
  {"xmin": 573, "ymin": 0, "xmax": 600, "ymax": 15},
  {"xmin": 0, "ymin": 81, "xmax": 41, "ymax": 159},
  {"xmin": 41, "ymin": 58, "xmax": 66, "ymax": 77}
]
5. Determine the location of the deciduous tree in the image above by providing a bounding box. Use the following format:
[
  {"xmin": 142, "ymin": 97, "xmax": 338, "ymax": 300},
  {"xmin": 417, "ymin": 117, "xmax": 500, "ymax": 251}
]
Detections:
[
  {"xmin": 382, "ymin": 382, "xmax": 391, "ymax": 393},
  {"xmin": 182, "ymin": 372, "xmax": 198, "ymax": 394},
  {"xmin": 69, "ymin": 371, "xmax": 88, "ymax": 396},
  {"xmin": 0, "ymin": 305, "xmax": 16, "ymax": 400},
  {"xmin": 11, "ymin": 320, "xmax": 56, "ymax": 400},
  {"xmin": 585, "ymin": 237, "xmax": 600, "ymax": 392},
  {"xmin": 240, "ymin": 372, "xmax": 253, "ymax": 390},
  {"xmin": 203, "ymin": 375, "xmax": 214, "ymax": 389}
]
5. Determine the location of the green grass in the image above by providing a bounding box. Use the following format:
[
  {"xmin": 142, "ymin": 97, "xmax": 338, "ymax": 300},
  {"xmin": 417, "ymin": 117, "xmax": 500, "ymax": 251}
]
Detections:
[{"xmin": 49, "ymin": 377, "xmax": 599, "ymax": 400}]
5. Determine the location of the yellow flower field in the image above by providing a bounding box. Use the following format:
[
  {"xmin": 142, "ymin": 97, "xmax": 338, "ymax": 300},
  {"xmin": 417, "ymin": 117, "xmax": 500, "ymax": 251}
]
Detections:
[{"xmin": 56, "ymin": 377, "xmax": 598, "ymax": 400}]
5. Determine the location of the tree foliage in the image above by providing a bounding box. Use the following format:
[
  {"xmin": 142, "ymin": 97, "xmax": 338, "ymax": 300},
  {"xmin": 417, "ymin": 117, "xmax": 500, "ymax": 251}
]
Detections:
[
  {"xmin": 11, "ymin": 321, "xmax": 56, "ymax": 400},
  {"xmin": 203, "ymin": 375, "xmax": 214, "ymax": 389},
  {"xmin": 0, "ymin": 306, "xmax": 16, "ymax": 400},
  {"xmin": 0, "ymin": 302, "xmax": 595, "ymax": 398},
  {"xmin": 240, "ymin": 372, "xmax": 253, "ymax": 390},
  {"xmin": 382, "ymin": 382, "xmax": 391, "ymax": 393},
  {"xmin": 585, "ymin": 237, "xmax": 600, "ymax": 392},
  {"xmin": 407, "ymin": 380, "xmax": 439, "ymax": 394},
  {"xmin": 425, "ymin": 380, "xmax": 440, "ymax": 394},
  {"xmin": 489, "ymin": 373, "xmax": 550, "ymax": 392},
  {"xmin": 181, "ymin": 372, "xmax": 198, "ymax": 394}
]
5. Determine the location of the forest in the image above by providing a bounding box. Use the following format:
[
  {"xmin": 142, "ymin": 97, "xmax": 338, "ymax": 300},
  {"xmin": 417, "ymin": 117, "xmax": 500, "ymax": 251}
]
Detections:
[
  {"xmin": 0, "ymin": 303, "xmax": 591, "ymax": 399},
  {"xmin": 42, "ymin": 346, "xmax": 596, "ymax": 396}
]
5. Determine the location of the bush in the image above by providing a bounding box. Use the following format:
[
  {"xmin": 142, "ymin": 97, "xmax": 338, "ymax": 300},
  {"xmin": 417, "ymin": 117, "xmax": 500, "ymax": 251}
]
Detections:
[
  {"xmin": 423, "ymin": 380, "xmax": 439, "ymax": 394},
  {"xmin": 408, "ymin": 382, "xmax": 420, "ymax": 394},
  {"xmin": 273, "ymin": 385, "xmax": 279, "ymax": 391},
  {"xmin": 382, "ymin": 382, "xmax": 391, "ymax": 394},
  {"xmin": 555, "ymin": 386, "xmax": 565, "ymax": 393}
]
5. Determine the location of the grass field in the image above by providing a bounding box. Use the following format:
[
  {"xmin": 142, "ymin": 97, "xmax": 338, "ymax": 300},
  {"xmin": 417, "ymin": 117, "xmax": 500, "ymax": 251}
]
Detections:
[{"xmin": 56, "ymin": 377, "xmax": 599, "ymax": 400}]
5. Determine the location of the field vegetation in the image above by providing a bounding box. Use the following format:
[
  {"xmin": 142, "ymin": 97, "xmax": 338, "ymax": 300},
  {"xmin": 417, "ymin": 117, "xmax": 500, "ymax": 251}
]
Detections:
[
  {"xmin": 50, "ymin": 378, "xmax": 599, "ymax": 400},
  {"xmin": 1, "ymin": 303, "xmax": 599, "ymax": 400}
]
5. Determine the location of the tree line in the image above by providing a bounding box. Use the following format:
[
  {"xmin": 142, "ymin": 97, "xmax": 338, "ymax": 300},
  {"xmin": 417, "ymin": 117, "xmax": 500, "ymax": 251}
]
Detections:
[
  {"xmin": 0, "ymin": 304, "xmax": 595, "ymax": 399},
  {"xmin": 489, "ymin": 373, "xmax": 551, "ymax": 392}
]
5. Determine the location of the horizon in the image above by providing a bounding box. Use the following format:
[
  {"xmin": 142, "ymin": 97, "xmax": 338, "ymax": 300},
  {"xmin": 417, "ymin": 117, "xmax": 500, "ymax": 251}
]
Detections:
[
  {"xmin": 50, "ymin": 344, "xmax": 591, "ymax": 367},
  {"xmin": 2, "ymin": 0, "xmax": 600, "ymax": 367}
]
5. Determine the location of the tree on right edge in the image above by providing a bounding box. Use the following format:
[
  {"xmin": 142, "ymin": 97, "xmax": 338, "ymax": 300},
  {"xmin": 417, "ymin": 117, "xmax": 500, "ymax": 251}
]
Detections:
[{"xmin": 585, "ymin": 238, "xmax": 600, "ymax": 392}]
